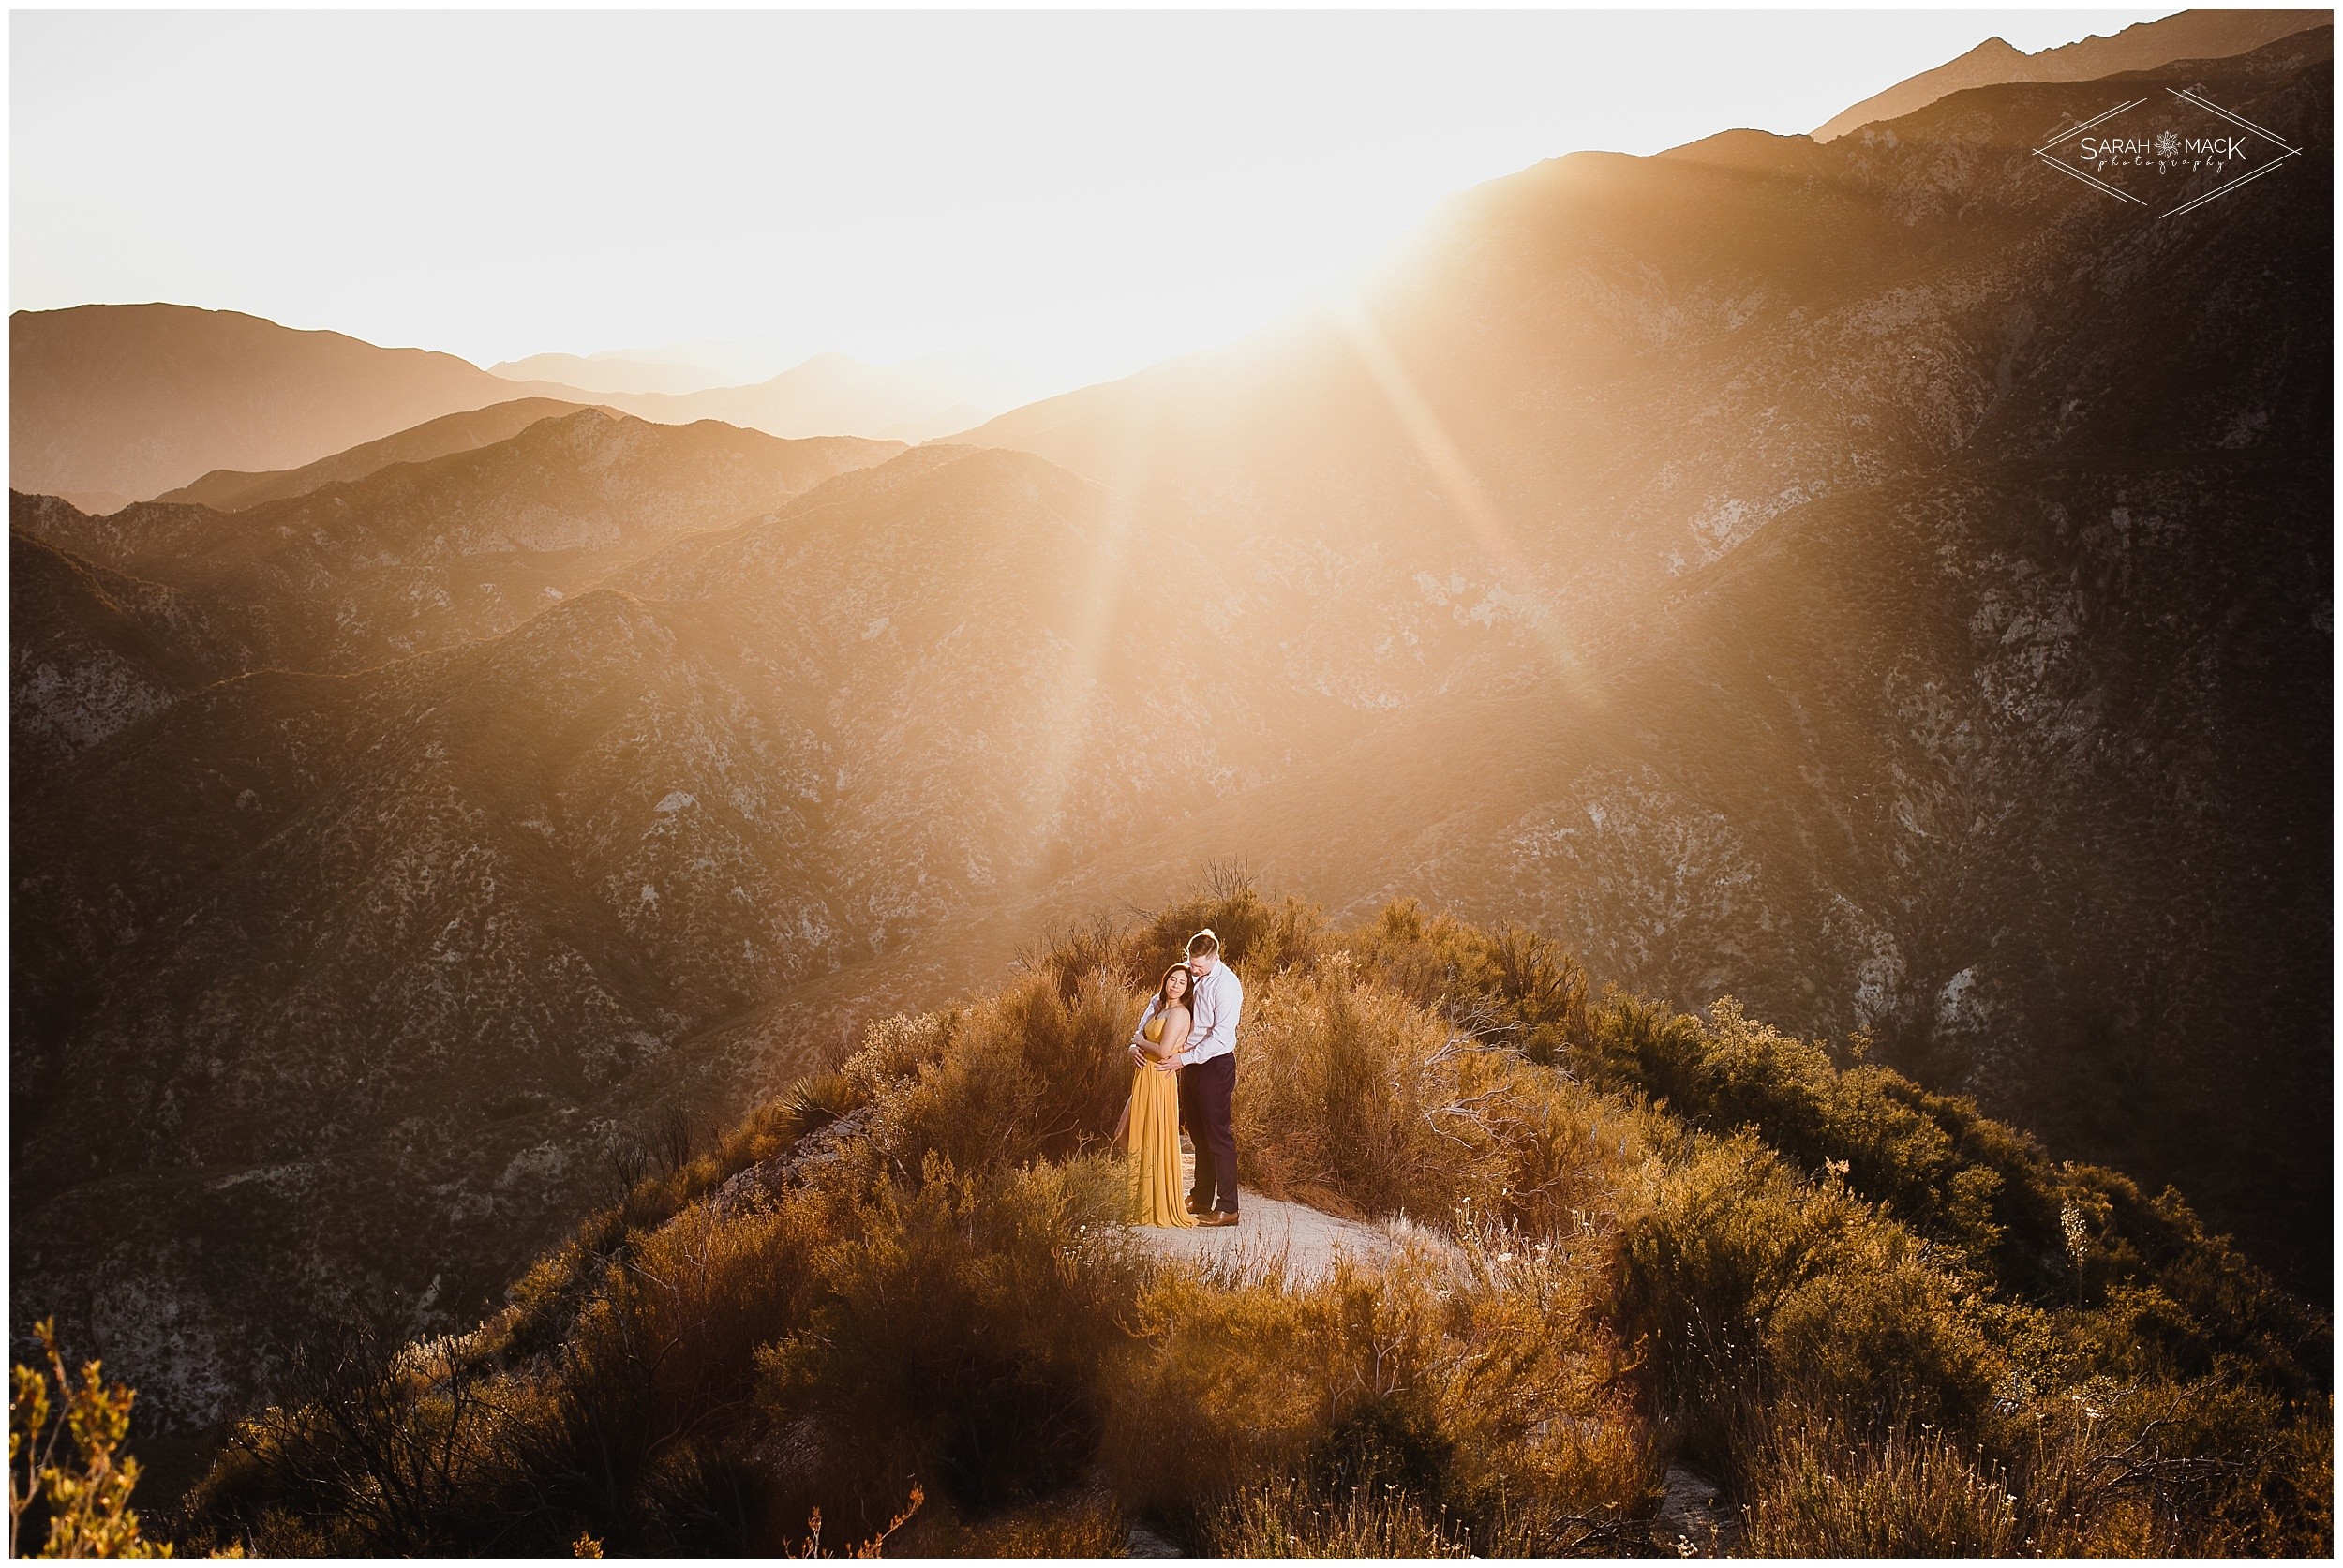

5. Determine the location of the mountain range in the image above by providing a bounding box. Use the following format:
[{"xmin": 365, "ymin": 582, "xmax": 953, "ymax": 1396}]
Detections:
[
  {"xmin": 7, "ymin": 305, "xmax": 595, "ymax": 506},
  {"xmin": 19, "ymin": 8, "xmax": 2318, "ymax": 507},
  {"xmin": 1811, "ymin": 7, "xmax": 2330, "ymax": 139},
  {"xmin": 491, "ymin": 349, "xmax": 747, "ymax": 396},
  {"xmin": 9, "ymin": 16, "xmax": 2332, "ymax": 1506},
  {"xmin": 151, "ymin": 396, "xmax": 608, "ymax": 513},
  {"xmin": 494, "ymin": 348, "xmax": 1009, "ymax": 440},
  {"xmin": 7, "ymin": 307, "xmax": 978, "ymax": 507}
]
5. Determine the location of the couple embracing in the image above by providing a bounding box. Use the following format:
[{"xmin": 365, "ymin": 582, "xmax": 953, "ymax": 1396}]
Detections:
[{"xmin": 1117, "ymin": 929, "xmax": 1242, "ymax": 1229}]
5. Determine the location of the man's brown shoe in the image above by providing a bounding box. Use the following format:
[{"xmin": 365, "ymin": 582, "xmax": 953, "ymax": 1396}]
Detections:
[
  {"xmin": 1185, "ymin": 1196, "xmax": 1209, "ymax": 1216},
  {"xmin": 1198, "ymin": 1210, "xmax": 1239, "ymax": 1228}
]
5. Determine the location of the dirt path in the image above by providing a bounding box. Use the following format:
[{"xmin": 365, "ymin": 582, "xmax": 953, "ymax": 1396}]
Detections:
[
  {"xmin": 1135, "ymin": 1190, "xmax": 1402, "ymax": 1286},
  {"xmin": 1126, "ymin": 1150, "xmax": 1445, "ymax": 1287}
]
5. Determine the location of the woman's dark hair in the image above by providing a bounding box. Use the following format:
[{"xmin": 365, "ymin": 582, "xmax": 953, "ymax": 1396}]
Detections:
[{"xmin": 1155, "ymin": 962, "xmax": 1195, "ymax": 1012}]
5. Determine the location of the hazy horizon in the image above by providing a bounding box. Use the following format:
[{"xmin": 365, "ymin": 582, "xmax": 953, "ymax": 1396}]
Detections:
[{"xmin": 15, "ymin": 8, "xmax": 2170, "ymax": 399}]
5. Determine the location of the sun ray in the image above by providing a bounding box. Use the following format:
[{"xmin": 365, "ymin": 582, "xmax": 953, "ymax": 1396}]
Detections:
[
  {"xmin": 1329, "ymin": 295, "xmax": 1604, "ymax": 708},
  {"xmin": 1013, "ymin": 395, "xmax": 1163, "ymax": 885}
]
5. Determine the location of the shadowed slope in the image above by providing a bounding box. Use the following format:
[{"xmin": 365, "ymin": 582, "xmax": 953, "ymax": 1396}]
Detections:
[{"xmin": 10, "ymin": 529, "xmax": 257, "ymax": 781}]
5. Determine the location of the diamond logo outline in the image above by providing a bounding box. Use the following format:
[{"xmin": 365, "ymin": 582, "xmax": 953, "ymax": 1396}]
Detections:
[{"xmin": 2034, "ymin": 88, "xmax": 2301, "ymax": 219}]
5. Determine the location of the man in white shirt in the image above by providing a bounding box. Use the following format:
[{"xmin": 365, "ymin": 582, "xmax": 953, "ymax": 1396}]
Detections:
[{"xmin": 1128, "ymin": 928, "xmax": 1243, "ymax": 1225}]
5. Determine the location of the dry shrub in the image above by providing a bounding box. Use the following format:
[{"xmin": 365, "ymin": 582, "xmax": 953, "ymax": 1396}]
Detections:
[
  {"xmin": 1598, "ymin": 993, "xmax": 2075, "ymax": 1294},
  {"xmin": 1206, "ymin": 1473, "xmax": 1472, "ymax": 1557},
  {"xmin": 1440, "ymin": 1215, "xmax": 1656, "ymax": 1535},
  {"xmin": 841, "ymin": 1009, "xmax": 954, "ymax": 1091},
  {"xmin": 186, "ymin": 1316, "xmax": 509, "ymax": 1554},
  {"xmin": 1743, "ymin": 1380, "xmax": 2336, "ymax": 1558},
  {"xmin": 1232, "ymin": 965, "xmax": 1510, "ymax": 1220},
  {"xmin": 1351, "ymin": 899, "xmax": 1591, "ymax": 1065},
  {"xmin": 1105, "ymin": 1237, "xmax": 1653, "ymax": 1551},
  {"xmin": 890, "ymin": 1482, "xmax": 1127, "ymax": 1557},
  {"xmin": 1120, "ymin": 860, "xmax": 1327, "ymax": 985},
  {"xmin": 1025, "ymin": 910, "xmax": 1140, "ymax": 1002},
  {"xmin": 752, "ymin": 1153, "xmax": 1140, "ymax": 1534},
  {"xmin": 1995, "ymin": 1375, "xmax": 2336, "ymax": 1555},
  {"xmin": 1616, "ymin": 1125, "xmax": 2331, "ymax": 1556},
  {"xmin": 474, "ymin": 1191, "xmax": 831, "ymax": 1553},
  {"xmin": 1099, "ymin": 1269, "xmax": 1340, "ymax": 1516},
  {"xmin": 1616, "ymin": 1129, "xmax": 1998, "ymax": 1462},
  {"xmin": 1740, "ymin": 1417, "xmax": 2022, "ymax": 1556},
  {"xmin": 875, "ymin": 973, "xmax": 1132, "ymax": 1173},
  {"xmin": 581, "ymin": 1199, "xmax": 810, "ymax": 1445},
  {"xmin": 1477, "ymin": 1074, "xmax": 1671, "ymax": 1246}
]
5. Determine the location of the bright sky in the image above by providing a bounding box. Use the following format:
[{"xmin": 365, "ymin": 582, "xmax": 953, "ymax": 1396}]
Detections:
[{"xmin": 13, "ymin": 7, "xmax": 2171, "ymax": 397}]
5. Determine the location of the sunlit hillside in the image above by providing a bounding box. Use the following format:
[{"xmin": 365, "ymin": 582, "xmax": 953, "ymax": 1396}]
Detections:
[{"xmin": 166, "ymin": 879, "xmax": 2332, "ymax": 1557}]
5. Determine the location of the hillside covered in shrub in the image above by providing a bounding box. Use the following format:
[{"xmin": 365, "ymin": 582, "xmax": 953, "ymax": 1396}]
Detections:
[{"xmin": 171, "ymin": 878, "xmax": 2330, "ymax": 1556}]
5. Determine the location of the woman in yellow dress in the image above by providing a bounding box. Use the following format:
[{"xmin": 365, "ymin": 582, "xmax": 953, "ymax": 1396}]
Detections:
[{"xmin": 1123, "ymin": 963, "xmax": 1198, "ymax": 1228}]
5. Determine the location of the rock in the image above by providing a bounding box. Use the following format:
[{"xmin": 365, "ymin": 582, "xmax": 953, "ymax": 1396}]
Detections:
[
  {"xmin": 1125, "ymin": 1522, "xmax": 1184, "ymax": 1558},
  {"xmin": 1649, "ymin": 1460, "xmax": 1739, "ymax": 1557},
  {"xmin": 709, "ymin": 1105, "xmax": 877, "ymax": 1217}
]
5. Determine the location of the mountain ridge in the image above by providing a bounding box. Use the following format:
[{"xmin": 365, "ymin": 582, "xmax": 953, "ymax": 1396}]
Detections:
[
  {"xmin": 152, "ymin": 396, "xmax": 613, "ymax": 512},
  {"xmin": 8, "ymin": 303, "xmax": 604, "ymax": 500},
  {"xmin": 13, "ymin": 409, "xmax": 904, "ymax": 677},
  {"xmin": 1811, "ymin": 6, "xmax": 2331, "ymax": 141}
]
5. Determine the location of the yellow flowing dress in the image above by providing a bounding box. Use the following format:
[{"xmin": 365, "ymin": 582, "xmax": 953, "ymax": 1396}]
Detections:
[{"xmin": 1127, "ymin": 1011, "xmax": 1196, "ymax": 1228}]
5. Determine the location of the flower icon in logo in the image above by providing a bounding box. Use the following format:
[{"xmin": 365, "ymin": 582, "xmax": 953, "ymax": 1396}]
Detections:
[{"xmin": 2152, "ymin": 129, "xmax": 2182, "ymax": 159}]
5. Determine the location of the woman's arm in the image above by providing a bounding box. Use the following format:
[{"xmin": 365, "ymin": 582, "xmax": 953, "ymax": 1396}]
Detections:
[
  {"xmin": 1147, "ymin": 1006, "xmax": 1191, "ymax": 1066},
  {"xmin": 1127, "ymin": 995, "xmax": 1161, "ymax": 1068}
]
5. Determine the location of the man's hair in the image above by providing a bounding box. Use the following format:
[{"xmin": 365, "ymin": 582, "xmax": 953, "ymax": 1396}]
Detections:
[{"xmin": 1186, "ymin": 929, "xmax": 1220, "ymax": 959}]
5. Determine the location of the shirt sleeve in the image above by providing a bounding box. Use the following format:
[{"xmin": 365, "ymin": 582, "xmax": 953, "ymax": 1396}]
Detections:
[{"xmin": 1131, "ymin": 996, "xmax": 1160, "ymax": 1050}]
